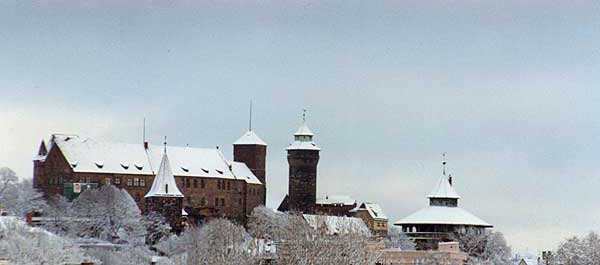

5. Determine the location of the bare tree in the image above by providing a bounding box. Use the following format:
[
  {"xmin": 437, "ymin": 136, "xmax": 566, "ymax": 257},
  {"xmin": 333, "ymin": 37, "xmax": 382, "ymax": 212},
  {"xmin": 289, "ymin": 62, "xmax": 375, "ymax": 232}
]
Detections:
[
  {"xmin": 248, "ymin": 207, "xmax": 380, "ymax": 265},
  {"xmin": 184, "ymin": 218, "xmax": 253, "ymax": 265},
  {"xmin": 554, "ymin": 231, "xmax": 600, "ymax": 265},
  {"xmin": 454, "ymin": 230, "xmax": 511, "ymax": 265},
  {"xmin": 0, "ymin": 168, "xmax": 46, "ymax": 217},
  {"xmin": 69, "ymin": 185, "xmax": 146, "ymax": 244}
]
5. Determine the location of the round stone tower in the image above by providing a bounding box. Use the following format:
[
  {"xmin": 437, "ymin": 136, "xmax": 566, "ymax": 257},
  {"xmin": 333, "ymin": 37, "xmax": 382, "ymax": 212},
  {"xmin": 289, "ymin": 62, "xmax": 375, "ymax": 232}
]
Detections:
[{"xmin": 286, "ymin": 114, "xmax": 320, "ymax": 214}]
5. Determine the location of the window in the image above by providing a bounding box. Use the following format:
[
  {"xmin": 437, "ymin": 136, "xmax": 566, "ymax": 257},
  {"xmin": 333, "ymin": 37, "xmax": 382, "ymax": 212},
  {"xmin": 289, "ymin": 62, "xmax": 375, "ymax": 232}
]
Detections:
[
  {"xmin": 193, "ymin": 179, "xmax": 198, "ymax": 188},
  {"xmin": 127, "ymin": 179, "xmax": 133, "ymax": 186},
  {"xmin": 215, "ymin": 198, "xmax": 219, "ymax": 207},
  {"xmin": 227, "ymin": 181, "xmax": 231, "ymax": 190},
  {"xmin": 200, "ymin": 197, "xmax": 206, "ymax": 207},
  {"xmin": 134, "ymin": 193, "xmax": 141, "ymax": 202},
  {"xmin": 238, "ymin": 198, "xmax": 242, "ymax": 205},
  {"xmin": 105, "ymin": 178, "xmax": 111, "ymax": 185},
  {"xmin": 133, "ymin": 178, "xmax": 139, "ymax": 187},
  {"xmin": 187, "ymin": 197, "xmax": 192, "ymax": 203},
  {"xmin": 114, "ymin": 178, "xmax": 121, "ymax": 185},
  {"xmin": 186, "ymin": 178, "xmax": 191, "ymax": 188},
  {"xmin": 140, "ymin": 179, "xmax": 145, "ymax": 187},
  {"xmin": 48, "ymin": 178, "xmax": 53, "ymax": 185},
  {"xmin": 220, "ymin": 198, "xmax": 225, "ymax": 207},
  {"xmin": 217, "ymin": 180, "xmax": 221, "ymax": 190},
  {"xmin": 201, "ymin": 179, "xmax": 205, "ymax": 188}
]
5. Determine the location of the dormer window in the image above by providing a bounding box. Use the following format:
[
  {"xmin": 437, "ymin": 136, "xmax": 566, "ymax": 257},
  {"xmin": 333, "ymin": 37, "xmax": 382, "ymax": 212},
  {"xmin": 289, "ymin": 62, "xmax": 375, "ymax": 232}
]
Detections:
[
  {"xmin": 201, "ymin": 168, "xmax": 209, "ymax": 174},
  {"xmin": 95, "ymin": 161, "xmax": 104, "ymax": 168},
  {"xmin": 71, "ymin": 161, "xmax": 78, "ymax": 168},
  {"xmin": 135, "ymin": 163, "xmax": 143, "ymax": 170},
  {"xmin": 216, "ymin": 169, "xmax": 223, "ymax": 175},
  {"xmin": 121, "ymin": 163, "xmax": 129, "ymax": 170},
  {"xmin": 181, "ymin": 166, "xmax": 189, "ymax": 172}
]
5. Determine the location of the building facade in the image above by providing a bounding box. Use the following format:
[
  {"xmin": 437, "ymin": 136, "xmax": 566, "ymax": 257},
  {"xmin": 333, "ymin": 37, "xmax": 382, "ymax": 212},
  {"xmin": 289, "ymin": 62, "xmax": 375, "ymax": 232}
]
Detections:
[
  {"xmin": 395, "ymin": 167, "xmax": 492, "ymax": 250},
  {"xmin": 33, "ymin": 132, "xmax": 266, "ymax": 224}
]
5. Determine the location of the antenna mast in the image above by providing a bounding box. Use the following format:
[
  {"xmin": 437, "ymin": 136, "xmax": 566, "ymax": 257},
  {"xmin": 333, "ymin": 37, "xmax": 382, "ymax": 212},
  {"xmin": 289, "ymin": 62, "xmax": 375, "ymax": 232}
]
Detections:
[{"xmin": 249, "ymin": 100, "xmax": 253, "ymax": 131}]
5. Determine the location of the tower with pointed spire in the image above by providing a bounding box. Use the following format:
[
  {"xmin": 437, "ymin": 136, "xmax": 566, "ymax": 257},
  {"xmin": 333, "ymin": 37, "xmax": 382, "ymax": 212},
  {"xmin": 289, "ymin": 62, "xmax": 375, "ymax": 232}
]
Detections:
[
  {"xmin": 285, "ymin": 110, "xmax": 321, "ymax": 214},
  {"xmin": 144, "ymin": 139, "xmax": 185, "ymax": 233},
  {"xmin": 233, "ymin": 102, "xmax": 268, "ymax": 205}
]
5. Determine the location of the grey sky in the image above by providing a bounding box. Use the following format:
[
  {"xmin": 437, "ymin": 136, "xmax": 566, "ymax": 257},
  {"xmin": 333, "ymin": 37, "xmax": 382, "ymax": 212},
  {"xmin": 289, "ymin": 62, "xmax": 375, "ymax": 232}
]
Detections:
[{"xmin": 2, "ymin": 0, "xmax": 600, "ymax": 253}]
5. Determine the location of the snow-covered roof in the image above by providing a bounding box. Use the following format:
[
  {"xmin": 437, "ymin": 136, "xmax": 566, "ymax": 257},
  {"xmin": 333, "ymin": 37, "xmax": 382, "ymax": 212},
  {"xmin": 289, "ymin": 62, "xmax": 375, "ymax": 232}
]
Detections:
[
  {"xmin": 303, "ymin": 214, "xmax": 370, "ymax": 236},
  {"xmin": 145, "ymin": 153, "xmax": 183, "ymax": 198},
  {"xmin": 287, "ymin": 120, "xmax": 320, "ymax": 151},
  {"xmin": 428, "ymin": 176, "xmax": 461, "ymax": 199},
  {"xmin": 286, "ymin": 141, "xmax": 321, "ymax": 151},
  {"xmin": 350, "ymin": 202, "xmax": 388, "ymax": 221},
  {"xmin": 294, "ymin": 122, "xmax": 315, "ymax": 136},
  {"xmin": 233, "ymin": 131, "xmax": 267, "ymax": 146},
  {"xmin": 394, "ymin": 206, "xmax": 492, "ymax": 227},
  {"xmin": 48, "ymin": 135, "xmax": 261, "ymax": 184},
  {"xmin": 229, "ymin": 161, "xmax": 262, "ymax": 185},
  {"xmin": 316, "ymin": 195, "xmax": 356, "ymax": 206}
]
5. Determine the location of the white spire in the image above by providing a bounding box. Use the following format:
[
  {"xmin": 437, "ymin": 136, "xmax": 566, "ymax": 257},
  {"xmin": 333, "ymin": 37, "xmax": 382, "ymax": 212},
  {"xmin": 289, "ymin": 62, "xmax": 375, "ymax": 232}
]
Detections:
[
  {"xmin": 428, "ymin": 175, "xmax": 461, "ymax": 199},
  {"xmin": 145, "ymin": 151, "xmax": 183, "ymax": 198}
]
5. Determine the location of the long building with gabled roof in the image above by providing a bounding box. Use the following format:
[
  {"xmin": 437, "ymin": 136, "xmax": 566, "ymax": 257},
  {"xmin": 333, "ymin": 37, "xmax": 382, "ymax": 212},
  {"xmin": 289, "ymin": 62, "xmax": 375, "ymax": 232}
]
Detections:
[{"xmin": 33, "ymin": 131, "xmax": 267, "ymax": 224}]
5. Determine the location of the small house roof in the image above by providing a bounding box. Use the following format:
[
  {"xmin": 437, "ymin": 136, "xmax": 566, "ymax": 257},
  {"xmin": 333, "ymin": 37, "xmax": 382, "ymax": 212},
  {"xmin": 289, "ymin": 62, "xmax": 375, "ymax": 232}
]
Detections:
[{"xmin": 351, "ymin": 202, "xmax": 388, "ymax": 221}]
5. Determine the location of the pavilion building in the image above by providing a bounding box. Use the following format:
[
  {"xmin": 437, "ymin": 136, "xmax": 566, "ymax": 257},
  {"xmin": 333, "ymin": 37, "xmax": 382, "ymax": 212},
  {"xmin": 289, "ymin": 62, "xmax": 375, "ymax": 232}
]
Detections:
[{"xmin": 395, "ymin": 163, "xmax": 492, "ymax": 250}]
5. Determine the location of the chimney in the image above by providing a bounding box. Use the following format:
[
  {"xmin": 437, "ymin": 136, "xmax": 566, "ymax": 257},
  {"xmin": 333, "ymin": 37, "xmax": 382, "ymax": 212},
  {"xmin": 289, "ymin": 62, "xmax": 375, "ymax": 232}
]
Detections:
[
  {"xmin": 448, "ymin": 174, "xmax": 453, "ymax": 186},
  {"xmin": 144, "ymin": 141, "xmax": 149, "ymax": 149}
]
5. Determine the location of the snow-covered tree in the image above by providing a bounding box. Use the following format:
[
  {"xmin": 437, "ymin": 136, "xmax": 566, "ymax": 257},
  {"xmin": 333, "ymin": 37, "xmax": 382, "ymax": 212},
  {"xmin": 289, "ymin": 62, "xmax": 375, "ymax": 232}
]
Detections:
[
  {"xmin": 69, "ymin": 185, "xmax": 146, "ymax": 244},
  {"xmin": 143, "ymin": 211, "xmax": 172, "ymax": 245},
  {"xmin": 42, "ymin": 195, "xmax": 73, "ymax": 235},
  {"xmin": 386, "ymin": 225, "xmax": 416, "ymax": 250},
  {"xmin": 0, "ymin": 167, "xmax": 46, "ymax": 217},
  {"xmin": 454, "ymin": 230, "xmax": 511, "ymax": 265},
  {"xmin": 184, "ymin": 218, "xmax": 253, "ymax": 265},
  {"xmin": 247, "ymin": 207, "xmax": 379, "ymax": 265},
  {"xmin": 554, "ymin": 231, "xmax": 600, "ymax": 265},
  {"xmin": 0, "ymin": 216, "xmax": 96, "ymax": 265}
]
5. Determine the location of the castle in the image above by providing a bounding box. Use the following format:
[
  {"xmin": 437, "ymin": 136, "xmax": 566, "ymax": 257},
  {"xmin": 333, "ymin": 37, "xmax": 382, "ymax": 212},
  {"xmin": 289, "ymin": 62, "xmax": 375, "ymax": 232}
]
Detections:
[
  {"xmin": 33, "ymin": 128, "xmax": 266, "ymax": 225},
  {"xmin": 33, "ymin": 114, "xmax": 388, "ymax": 235}
]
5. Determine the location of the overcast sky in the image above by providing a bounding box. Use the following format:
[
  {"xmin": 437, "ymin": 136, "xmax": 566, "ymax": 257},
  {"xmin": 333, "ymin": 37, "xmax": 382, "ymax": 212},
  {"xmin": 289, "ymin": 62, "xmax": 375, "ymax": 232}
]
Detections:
[{"xmin": 2, "ymin": 0, "xmax": 600, "ymax": 253}]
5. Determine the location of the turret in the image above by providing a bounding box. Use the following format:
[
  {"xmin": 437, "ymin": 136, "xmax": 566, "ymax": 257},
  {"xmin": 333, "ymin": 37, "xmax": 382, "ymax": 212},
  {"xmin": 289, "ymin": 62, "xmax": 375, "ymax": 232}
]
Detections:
[
  {"xmin": 286, "ymin": 111, "xmax": 320, "ymax": 214},
  {"xmin": 233, "ymin": 130, "xmax": 267, "ymax": 204},
  {"xmin": 144, "ymin": 142, "xmax": 185, "ymax": 233}
]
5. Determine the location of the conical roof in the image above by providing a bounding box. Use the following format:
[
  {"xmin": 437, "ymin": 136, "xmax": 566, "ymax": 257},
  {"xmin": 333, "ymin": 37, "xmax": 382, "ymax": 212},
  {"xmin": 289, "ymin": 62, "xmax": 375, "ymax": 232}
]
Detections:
[
  {"xmin": 428, "ymin": 176, "xmax": 461, "ymax": 199},
  {"xmin": 145, "ymin": 153, "xmax": 183, "ymax": 198},
  {"xmin": 233, "ymin": 131, "xmax": 267, "ymax": 146},
  {"xmin": 294, "ymin": 122, "xmax": 315, "ymax": 136}
]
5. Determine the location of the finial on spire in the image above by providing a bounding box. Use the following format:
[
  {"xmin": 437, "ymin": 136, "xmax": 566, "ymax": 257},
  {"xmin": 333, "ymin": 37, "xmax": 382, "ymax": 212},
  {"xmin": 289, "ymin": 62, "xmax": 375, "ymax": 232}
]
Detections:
[
  {"xmin": 143, "ymin": 117, "xmax": 146, "ymax": 144},
  {"xmin": 249, "ymin": 100, "xmax": 253, "ymax": 131},
  {"xmin": 163, "ymin": 136, "xmax": 167, "ymax": 154},
  {"xmin": 302, "ymin": 109, "xmax": 307, "ymax": 122},
  {"xmin": 442, "ymin": 153, "xmax": 447, "ymax": 176}
]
